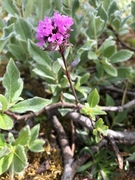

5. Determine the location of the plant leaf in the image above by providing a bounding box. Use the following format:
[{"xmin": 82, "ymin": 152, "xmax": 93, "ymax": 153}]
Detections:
[
  {"xmin": 106, "ymin": 94, "xmax": 115, "ymax": 106},
  {"xmin": 15, "ymin": 17, "xmax": 32, "ymax": 40},
  {"xmin": 80, "ymin": 73, "xmax": 90, "ymax": 85},
  {"xmin": 0, "ymin": 94, "xmax": 8, "ymax": 112},
  {"xmin": 33, "ymin": 66, "xmax": 55, "ymax": 84},
  {"xmin": 88, "ymin": 51, "xmax": 98, "ymax": 60},
  {"xmin": 103, "ymin": 45, "xmax": 116, "ymax": 58},
  {"xmin": 13, "ymin": 145, "xmax": 28, "ymax": 173},
  {"xmin": 87, "ymin": 89, "xmax": 100, "ymax": 107},
  {"xmin": 102, "ymin": 58, "xmax": 117, "ymax": 76},
  {"xmin": 0, "ymin": 113, "xmax": 13, "ymax": 130},
  {"xmin": 8, "ymin": 44, "xmax": 26, "ymax": 60},
  {"xmin": 126, "ymin": 152, "xmax": 135, "ymax": 161},
  {"xmin": 95, "ymin": 119, "xmax": 108, "ymax": 136},
  {"xmin": 87, "ymin": 14, "xmax": 106, "ymax": 39},
  {"xmin": 131, "ymin": 1, "xmax": 135, "ymax": 18},
  {"xmin": 52, "ymin": 60, "xmax": 61, "ymax": 74},
  {"xmin": 8, "ymin": 133, "xmax": 15, "ymax": 144},
  {"xmin": 110, "ymin": 50, "xmax": 133, "ymax": 63},
  {"xmin": 29, "ymin": 139, "xmax": 45, "ymax": 152},
  {"xmin": 0, "ymin": 134, "xmax": 6, "ymax": 148},
  {"xmin": 9, "ymin": 97, "xmax": 51, "ymax": 113},
  {"xmin": 95, "ymin": 118, "xmax": 104, "ymax": 128},
  {"xmin": 90, "ymin": 106, "xmax": 106, "ymax": 116},
  {"xmin": 2, "ymin": 58, "xmax": 23, "ymax": 103},
  {"xmin": 130, "ymin": 21, "xmax": 135, "ymax": 30},
  {"xmin": 99, "ymin": 38, "xmax": 115, "ymax": 54},
  {"xmin": 15, "ymin": 126, "xmax": 31, "ymax": 146},
  {"xmin": 0, "ymin": 147, "xmax": 11, "ymax": 158},
  {"xmin": 77, "ymin": 161, "xmax": 92, "ymax": 173},
  {"xmin": 72, "ymin": 0, "xmax": 80, "ymax": 14},
  {"xmin": 0, "ymin": 153, "xmax": 13, "ymax": 175},
  {"xmin": 29, "ymin": 124, "xmax": 40, "ymax": 143},
  {"xmin": 23, "ymin": 0, "xmax": 35, "ymax": 18},
  {"xmin": 77, "ymin": 40, "xmax": 96, "ymax": 56},
  {"xmin": 63, "ymin": 93, "xmax": 75, "ymax": 101},
  {"xmin": 2, "ymin": 0, "xmax": 19, "ymax": 15},
  {"xmin": 98, "ymin": 126, "xmax": 108, "ymax": 136},
  {"xmin": 97, "ymin": 4, "xmax": 108, "ymax": 23},
  {"xmin": 28, "ymin": 40, "xmax": 51, "ymax": 67},
  {"xmin": 35, "ymin": 0, "xmax": 51, "ymax": 20}
]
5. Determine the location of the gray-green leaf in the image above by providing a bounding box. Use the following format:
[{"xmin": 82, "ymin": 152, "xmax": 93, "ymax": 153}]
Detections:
[
  {"xmin": 0, "ymin": 114, "xmax": 13, "ymax": 130},
  {"xmin": 15, "ymin": 126, "xmax": 30, "ymax": 146},
  {"xmin": 9, "ymin": 97, "xmax": 51, "ymax": 113},
  {"xmin": 87, "ymin": 89, "xmax": 100, "ymax": 107},
  {"xmin": 0, "ymin": 94, "xmax": 8, "ymax": 112},
  {"xmin": 102, "ymin": 58, "xmax": 117, "ymax": 77},
  {"xmin": 131, "ymin": 1, "xmax": 135, "ymax": 18},
  {"xmin": 2, "ymin": 58, "xmax": 23, "ymax": 103},
  {"xmin": 87, "ymin": 14, "xmax": 105, "ymax": 39},
  {"xmin": 2, "ymin": 0, "xmax": 19, "ymax": 15},
  {"xmin": 15, "ymin": 18, "xmax": 32, "ymax": 40},
  {"xmin": 0, "ymin": 153, "xmax": 13, "ymax": 175},
  {"xmin": 29, "ymin": 139, "xmax": 45, "ymax": 152},
  {"xmin": 110, "ymin": 50, "xmax": 133, "ymax": 63},
  {"xmin": 29, "ymin": 124, "xmax": 40, "ymax": 143},
  {"xmin": 0, "ymin": 147, "xmax": 11, "ymax": 158},
  {"xmin": 28, "ymin": 40, "xmax": 51, "ymax": 68},
  {"xmin": 13, "ymin": 145, "xmax": 28, "ymax": 173}
]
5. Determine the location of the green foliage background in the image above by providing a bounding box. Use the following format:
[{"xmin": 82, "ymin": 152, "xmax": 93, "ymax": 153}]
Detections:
[{"xmin": 0, "ymin": 0, "xmax": 135, "ymax": 179}]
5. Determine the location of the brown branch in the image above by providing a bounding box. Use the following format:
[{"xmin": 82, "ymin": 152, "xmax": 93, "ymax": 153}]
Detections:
[
  {"xmin": 5, "ymin": 102, "xmax": 76, "ymax": 121},
  {"xmin": 101, "ymin": 99, "xmax": 135, "ymax": 112},
  {"xmin": 45, "ymin": 110, "xmax": 108, "ymax": 180},
  {"xmin": 115, "ymin": 33, "xmax": 135, "ymax": 51},
  {"xmin": 70, "ymin": 119, "xmax": 76, "ymax": 154},
  {"xmin": 6, "ymin": 100, "xmax": 135, "ymax": 143},
  {"xmin": 116, "ymin": 32, "xmax": 135, "ymax": 51},
  {"xmin": 65, "ymin": 111, "xmax": 135, "ymax": 143},
  {"xmin": 52, "ymin": 115, "xmax": 73, "ymax": 157},
  {"xmin": 5, "ymin": 110, "xmax": 36, "ymax": 120},
  {"xmin": 46, "ymin": 101, "xmax": 76, "ymax": 111},
  {"xmin": 65, "ymin": 111, "xmax": 93, "ymax": 131},
  {"xmin": 100, "ymin": 85, "xmax": 135, "ymax": 97},
  {"xmin": 107, "ymin": 129, "xmax": 135, "ymax": 142},
  {"xmin": 5, "ymin": 97, "xmax": 135, "ymax": 122},
  {"xmin": 46, "ymin": 110, "xmax": 75, "ymax": 180},
  {"xmin": 115, "ymin": 139, "xmax": 135, "ymax": 145},
  {"xmin": 108, "ymin": 136, "xmax": 123, "ymax": 169}
]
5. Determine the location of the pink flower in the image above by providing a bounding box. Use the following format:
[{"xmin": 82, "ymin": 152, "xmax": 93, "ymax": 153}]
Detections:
[{"xmin": 36, "ymin": 12, "xmax": 74, "ymax": 50}]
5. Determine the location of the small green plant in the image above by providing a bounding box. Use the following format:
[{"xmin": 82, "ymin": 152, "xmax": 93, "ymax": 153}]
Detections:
[
  {"xmin": 77, "ymin": 147, "xmax": 118, "ymax": 180},
  {"xmin": 0, "ymin": 59, "xmax": 51, "ymax": 130},
  {"xmin": 81, "ymin": 89, "xmax": 107, "ymax": 142},
  {"xmin": 81, "ymin": 89, "xmax": 106, "ymax": 120},
  {"xmin": 0, "ymin": 59, "xmax": 50, "ymax": 178},
  {"xmin": 0, "ymin": 124, "xmax": 44, "ymax": 178}
]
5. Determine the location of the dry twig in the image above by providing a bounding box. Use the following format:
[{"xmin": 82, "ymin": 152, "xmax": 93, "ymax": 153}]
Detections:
[{"xmin": 108, "ymin": 136, "xmax": 124, "ymax": 169}]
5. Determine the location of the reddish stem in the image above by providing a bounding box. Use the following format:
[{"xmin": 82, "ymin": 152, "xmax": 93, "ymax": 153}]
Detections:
[{"xmin": 60, "ymin": 50, "xmax": 80, "ymax": 111}]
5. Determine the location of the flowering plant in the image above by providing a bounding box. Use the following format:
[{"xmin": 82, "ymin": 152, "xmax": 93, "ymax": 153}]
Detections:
[
  {"xmin": 0, "ymin": 0, "xmax": 135, "ymax": 180},
  {"xmin": 36, "ymin": 12, "xmax": 81, "ymax": 109},
  {"xmin": 36, "ymin": 12, "xmax": 74, "ymax": 51}
]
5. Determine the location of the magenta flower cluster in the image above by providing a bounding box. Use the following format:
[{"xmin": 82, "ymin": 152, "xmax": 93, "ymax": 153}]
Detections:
[{"xmin": 36, "ymin": 12, "xmax": 74, "ymax": 48}]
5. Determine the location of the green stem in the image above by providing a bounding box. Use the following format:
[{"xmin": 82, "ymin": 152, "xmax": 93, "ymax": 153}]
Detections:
[{"xmin": 60, "ymin": 51, "xmax": 80, "ymax": 110}]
